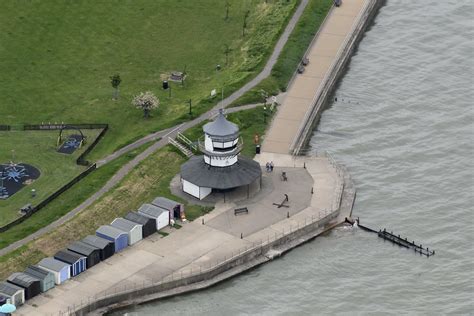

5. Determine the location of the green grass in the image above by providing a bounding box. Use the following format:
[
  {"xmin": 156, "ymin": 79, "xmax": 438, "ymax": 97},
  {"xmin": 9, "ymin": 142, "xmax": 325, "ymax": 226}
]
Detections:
[
  {"xmin": 0, "ymin": 0, "xmax": 298, "ymax": 162},
  {"xmin": 0, "ymin": 142, "xmax": 152, "ymax": 250},
  {"xmin": 229, "ymin": 0, "xmax": 333, "ymax": 107},
  {"xmin": 0, "ymin": 129, "xmax": 101, "ymax": 225},
  {"xmin": 0, "ymin": 106, "xmax": 274, "ymax": 279}
]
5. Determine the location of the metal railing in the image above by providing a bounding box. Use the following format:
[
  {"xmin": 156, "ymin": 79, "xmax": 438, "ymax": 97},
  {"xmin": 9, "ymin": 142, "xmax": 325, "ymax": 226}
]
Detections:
[
  {"xmin": 176, "ymin": 132, "xmax": 197, "ymax": 151},
  {"xmin": 60, "ymin": 208, "xmax": 340, "ymax": 316},
  {"xmin": 289, "ymin": 0, "xmax": 370, "ymax": 154},
  {"xmin": 197, "ymin": 137, "xmax": 243, "ymax": 157}
]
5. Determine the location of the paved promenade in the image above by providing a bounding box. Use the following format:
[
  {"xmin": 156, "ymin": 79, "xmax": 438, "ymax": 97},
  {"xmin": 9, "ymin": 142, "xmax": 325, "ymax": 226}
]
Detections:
[
  {"xmin": 263, "ymin": 0, "xmax": 369, "ymax": 154},
  {"xmin": 17, "ymin": 154, "xmax": 345, "ymax": 315}
]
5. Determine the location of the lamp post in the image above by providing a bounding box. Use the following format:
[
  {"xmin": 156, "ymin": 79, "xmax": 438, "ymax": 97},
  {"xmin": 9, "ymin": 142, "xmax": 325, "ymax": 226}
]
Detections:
[
  {"xmin": 263, "ymin": 105, "xmax": 267, "ymax": 123},
  {"xmin": 188, "ymin": 99, "xmax": 192, "ymax": 116}
]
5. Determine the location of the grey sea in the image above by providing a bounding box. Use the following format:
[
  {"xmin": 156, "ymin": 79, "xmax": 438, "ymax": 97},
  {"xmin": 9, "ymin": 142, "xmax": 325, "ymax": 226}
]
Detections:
[{"xmin": 113, "ymin": 0, "xmax": 473, "ymax": 314}]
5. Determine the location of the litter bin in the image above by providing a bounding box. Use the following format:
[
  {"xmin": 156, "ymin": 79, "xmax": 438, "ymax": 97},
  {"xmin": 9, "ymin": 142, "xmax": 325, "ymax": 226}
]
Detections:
[
  {"xmin": 255, "ymin": 145, "xmax": 261, "ymax": 154},
  {"xmin": 162, "ymin": 80, "xmax": 169, "ymax": 90}
]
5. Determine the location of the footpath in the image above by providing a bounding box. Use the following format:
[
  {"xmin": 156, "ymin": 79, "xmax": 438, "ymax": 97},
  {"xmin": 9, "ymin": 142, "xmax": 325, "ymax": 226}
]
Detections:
[
  {"xmin": 18, "ymin": 153, "xmax": 351, "ymax": 315},
  {"xmin": 264, "ymin": 0, "xmax": 372, "ymax": 154},
  {"xmin": 0, "ymin": 0, "xmax": 311, "ymax": 257}
]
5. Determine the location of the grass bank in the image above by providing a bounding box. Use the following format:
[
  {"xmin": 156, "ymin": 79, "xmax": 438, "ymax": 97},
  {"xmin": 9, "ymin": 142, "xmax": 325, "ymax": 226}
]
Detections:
[
  {"xmin": 0, "ymin": 0, "xmax": 298, "ymax": 162},
  {"xmin": 229, "ymin": 0, "xmax": 333, "ymax": 107},
  {"xmin": 0, "ymin": 106, "xmax": 273, "ymax": 279}
]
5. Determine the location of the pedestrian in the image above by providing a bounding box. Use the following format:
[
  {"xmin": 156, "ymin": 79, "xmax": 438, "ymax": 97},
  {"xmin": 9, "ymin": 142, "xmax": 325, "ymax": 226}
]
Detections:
[
  {"xmin": 266, "ymin": 162, "xmax": 270, "ymax": 172},
  {"xmin": 270, "ymin": 161, "xmax": 274, "ymax": 172}
]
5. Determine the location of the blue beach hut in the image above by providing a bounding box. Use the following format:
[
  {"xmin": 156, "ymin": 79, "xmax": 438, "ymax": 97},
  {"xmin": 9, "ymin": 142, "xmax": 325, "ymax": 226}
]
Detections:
[
  {"xmin": 54, "ymin": 250, "xmax": 87, "ymax": 277},
  {"xmin": 37, "ymin": 258, "xmax": 71, "ymax": 285},
  {"xmin": 96, "ymin": 225, "xmax": 128, "ymax": 252}
]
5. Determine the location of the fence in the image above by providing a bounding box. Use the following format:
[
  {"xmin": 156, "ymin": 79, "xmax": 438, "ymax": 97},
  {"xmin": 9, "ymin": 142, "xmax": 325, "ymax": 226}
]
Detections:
[
  {"xmin": 62, "ymin": 209, "xmax": 340, "ymax": 316},
  {"xmin": 0, "ymin": 123, "xmax": 108, "ymax": 232},
  {"xmin": 0, "ymin": 164, "xmax": 96, "ymax": 233}
]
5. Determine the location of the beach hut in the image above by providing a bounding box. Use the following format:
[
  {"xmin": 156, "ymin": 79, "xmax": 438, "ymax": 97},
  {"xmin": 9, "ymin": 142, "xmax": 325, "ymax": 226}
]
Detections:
[
  {"xmin": 96, "ymin": 225, "xmax": 128, "ymax": 253},
  {"xmin": 37, "ymin": 258, "xmax": 71, "ymax": 285},
  {"xmin": 125, "ymin": 211, "xmax": 157, "ymax": 238},
  {"xmin": 81, "ymin": 235, "xmax": 115, "ymax": 260},
  {"xmin": 54, "ymin": 250, "xmax": 87, "ymax": 277},
  {"xmin": 6, "ymin": 273, "xmax": 41, "ymax": 300},
  {"xmin": 110, "ymin": 218, "xmax": 143, "ymax": 245},
  {"xmin": 68, "ymin": 241, "xmax": 101, "ymax": 269},
  {"xmin": 138, "ymin": 203, "xmax": 169, "ymax": 231},
  {"xmin": 0, "ymin": 295, "xmax": 6, "ymax": 305},
  {"xmin": 24, "ymin": 266, "xmax": 55, "ymax": 293},
  {"xmin": 0, "ymin": 282, "xmax": 24, "ymax": 306},
  {"xmin": 152, "ymin": 197, "xmax": 185, "ymax": 220}
]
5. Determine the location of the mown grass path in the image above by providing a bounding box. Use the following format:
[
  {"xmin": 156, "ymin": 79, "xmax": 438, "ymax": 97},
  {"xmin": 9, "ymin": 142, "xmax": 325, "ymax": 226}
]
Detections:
[{"xmin": 0, "ymin": 0, "xmax": 309, "ymax": 256}]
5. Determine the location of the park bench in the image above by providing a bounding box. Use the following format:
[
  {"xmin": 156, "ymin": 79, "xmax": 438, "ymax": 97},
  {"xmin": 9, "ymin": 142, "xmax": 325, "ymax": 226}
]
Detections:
[{"xmin": 234, "ymin": 207, "xmax": 249, "ymax": 216}]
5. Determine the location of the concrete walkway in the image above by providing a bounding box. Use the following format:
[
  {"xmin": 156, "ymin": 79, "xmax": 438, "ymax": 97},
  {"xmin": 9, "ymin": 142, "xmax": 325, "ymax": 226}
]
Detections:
[
  {"xmin": 0, "ymin": 0, "xmax": 311, "ymax": 257},
  {"xmin": 263, "ymin": 0, "xmax": 369, "ymax": 154},
  {"xmin": 17, "ymin": 154, "xmax": 344, "ymax": 316}
]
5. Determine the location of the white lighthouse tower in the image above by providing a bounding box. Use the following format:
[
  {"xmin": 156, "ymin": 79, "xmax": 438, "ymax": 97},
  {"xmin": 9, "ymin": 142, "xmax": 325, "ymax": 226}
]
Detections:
[{"xmin": 180, "ymin": 109, "xmax": 261, "ymax": 200}]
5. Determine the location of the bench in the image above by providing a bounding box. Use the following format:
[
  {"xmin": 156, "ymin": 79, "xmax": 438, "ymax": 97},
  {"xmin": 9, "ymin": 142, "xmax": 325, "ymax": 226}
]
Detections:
[{"xmin": 234, "ymin": 207, "xmax": 249, "ymax": 216}]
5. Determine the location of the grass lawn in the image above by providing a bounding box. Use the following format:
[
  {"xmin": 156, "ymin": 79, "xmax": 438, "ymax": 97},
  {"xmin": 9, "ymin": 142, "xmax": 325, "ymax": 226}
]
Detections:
[
  {"xmin": 0, "ymin": 0, "xmax": 298, "ymax": 161},
  {"xmin": 0, "ymin": 142, "xmax": 152, "ymax": 250},
  {"xmin": 229, "ymin": 0, "xmax": 333, "ymax": 107},
  {"xmin": 0, "ymin": 129, "xmax": 101, "ymax": 226},
  {"xmin": 0, "ymin": 106, "xmax": 273, "ymax": 279}
]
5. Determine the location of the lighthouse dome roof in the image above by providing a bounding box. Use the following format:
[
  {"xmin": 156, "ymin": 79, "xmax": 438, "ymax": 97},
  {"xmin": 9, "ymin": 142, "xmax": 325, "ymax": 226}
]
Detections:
[{"xmin": 203, "ymin": 109, "xmax": 239, "ymax": 139}]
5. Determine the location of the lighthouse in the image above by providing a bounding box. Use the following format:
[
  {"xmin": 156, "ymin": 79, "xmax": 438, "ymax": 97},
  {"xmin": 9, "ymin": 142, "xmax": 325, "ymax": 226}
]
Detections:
[{"xmin": 180, "ymin": 109, "xmax": 262, "ymax": 200}]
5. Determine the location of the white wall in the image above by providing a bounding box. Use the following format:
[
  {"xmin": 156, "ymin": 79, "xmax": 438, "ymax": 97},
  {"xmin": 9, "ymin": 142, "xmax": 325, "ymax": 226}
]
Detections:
[
  {"xmin": 157, "ymin": 211, "xmax": 170, "ymax": 231},
  {"xmin": 130, "ymin": 226, "xmax": 143, "ymax": 245},
  {"xmin": 183, "ymin": 179, "xmax": 200, "ymax": 199},
  {"xmin": 182, "ymin": 179, "xmax": 212, "ymax": 200}
]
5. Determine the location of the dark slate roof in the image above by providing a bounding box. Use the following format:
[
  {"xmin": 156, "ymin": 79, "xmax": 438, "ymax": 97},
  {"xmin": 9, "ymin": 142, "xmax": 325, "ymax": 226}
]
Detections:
[
  {"xmin": 38, "ymin": 258, "xmax": 70, "ymax": 272},
  {"xmin": 138, "ymin": 204, "xmax": 168, "ymax": 218},
  {"xmin": 54, "ymin": 249, "xmax": 86, "ymax": 264},
  {"xmin": 25, "ymin": 266, "xmax": 52, "ymax": 281},
  {"xmin": 68, "ymin": 241, "xmax": 99, "ymax": 256},
  {"xmin": 82, "ymin": 235, "xmax": 113, "ymax": 249},
  {"xmin": 7, "ymin": 272, "xmax": 40, "ymax": 287},
  {"xmin": 0, "ymin": 282, "xmax": 23, "ymax": 296},
  {"xmin": 180, "ymin": 155, "xmax": 262, "ymax": 189},
  {"xmin": 151, "ymin": 197, "xmax": 180, "ymax": 211},
  {"xmin": 203, "ymin": 110, "xmax": 239, "ymax": 139},
  {"xmin": 111, "ymin": 218, "xmax": 141, "ymax": 232},
  {"xmin": 96, "ymin": 225, "xmax": 127, "ymax": 239},
  {"xmin": 125, "ymin": 212, "xmax": 152, "ymax": 225}
]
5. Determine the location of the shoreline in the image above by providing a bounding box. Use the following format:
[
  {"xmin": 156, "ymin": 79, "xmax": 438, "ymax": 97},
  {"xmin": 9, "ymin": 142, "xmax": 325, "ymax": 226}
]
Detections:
[{"xmin": 81, "ymin": 155, "xmax": 356, "ymax": 316}]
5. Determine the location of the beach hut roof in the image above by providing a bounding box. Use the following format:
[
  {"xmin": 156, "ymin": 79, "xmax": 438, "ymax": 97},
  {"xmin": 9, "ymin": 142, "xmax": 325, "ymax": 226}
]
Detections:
[
  {"xmin": 151, "ymin": 197, "xmax": 181, "ymax": 211},
  {"xmin": 96, "ymin": 225, "xmax": 127, "ymax": 239},
  {"xmin": 111, "ymin": 218, "xmax": 141, "ymax": 231},
  {"xmin": 0, "ymin": 282, "xmax": 23, "ymax": 296},
  {"xmin": 124, "ymin": 212, "xmax": 151, "ymax": 225},
  {"xmin": 24, "ymin": 266, "xmax": 51, "ymax": 280},
  {"xmin": 139, "ymin": 203, "xmax": 167, "ymax": 218},
  {"xmin": 54, "ymin": 249, "xmax": 86, "ymax": 264},
  {"xmin": 68, "ymin": 241, "xmax": 99, "ymax": 256},
  {"xmin": 82, "ymin": 235, "xmax": 112, "ymax": 249},
  {"xmin": 7, "ymin": 273, "xmax": 40, "ymax": 287},
  {"xmin": 38, "ymin": 258, "xmax": 70, "ymax": 272}
]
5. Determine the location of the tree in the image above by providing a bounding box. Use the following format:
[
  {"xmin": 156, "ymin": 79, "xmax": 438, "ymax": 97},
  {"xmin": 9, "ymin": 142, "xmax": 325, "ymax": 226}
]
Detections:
[
  {"xmin": 259, "ymin": 89, "xmax": 269, "ymax": 106},
  {"xmin": 110, "ymin": 74, "xmax": 121, "ymax": 100},
  {"xmin": 132, "ymin": 91, "xmax": 159, "ymax": 118}
]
